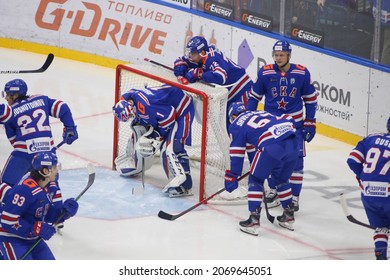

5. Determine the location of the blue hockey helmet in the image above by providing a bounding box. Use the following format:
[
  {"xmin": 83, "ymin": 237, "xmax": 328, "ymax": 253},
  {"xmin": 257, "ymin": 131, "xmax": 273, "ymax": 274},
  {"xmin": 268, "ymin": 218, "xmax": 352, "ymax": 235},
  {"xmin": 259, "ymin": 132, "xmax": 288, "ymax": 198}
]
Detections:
[
  {"xmin": 186, "ymin": 36, "xmax": 208, "ymax": 55},
  {"xmin": 3, "ymin": 79, "xmax": 28, "ymax": 97},
  {"xmin": 228, "ymin": 102, "xmax": 247, "ymax": 123},
  {"xmin": 272, "ymin": 40, "xmax": 292, "ymax": 54},
  {"xmin": 32, "ymin": 152, "xmax": 58, "ymax": 177},
  {"xmin": 387, "ymin": 116, "xmax": 390, "ymax": 131}
]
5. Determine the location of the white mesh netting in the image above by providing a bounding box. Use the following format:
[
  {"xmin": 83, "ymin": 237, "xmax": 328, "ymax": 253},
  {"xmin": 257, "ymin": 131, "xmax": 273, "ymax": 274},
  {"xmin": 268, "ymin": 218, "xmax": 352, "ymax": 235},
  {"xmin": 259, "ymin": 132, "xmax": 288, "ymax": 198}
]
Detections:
[{"xmin": 114, "ymin": 62, "xmax": 249, "ymax": 203}]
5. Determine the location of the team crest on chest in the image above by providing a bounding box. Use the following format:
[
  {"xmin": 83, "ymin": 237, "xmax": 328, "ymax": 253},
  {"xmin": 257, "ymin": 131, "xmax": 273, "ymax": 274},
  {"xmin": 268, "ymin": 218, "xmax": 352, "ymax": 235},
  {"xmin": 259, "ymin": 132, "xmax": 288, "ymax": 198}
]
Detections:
[{"xmin": 277, "ymin": 98, "xmax": 288, "ymax": 109}]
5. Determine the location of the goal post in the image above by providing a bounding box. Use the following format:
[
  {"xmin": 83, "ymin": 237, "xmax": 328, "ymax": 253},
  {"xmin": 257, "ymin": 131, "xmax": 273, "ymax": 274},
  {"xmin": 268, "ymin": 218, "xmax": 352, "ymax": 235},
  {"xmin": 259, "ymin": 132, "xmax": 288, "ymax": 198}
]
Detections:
[{"xmin": 113, "ymin": 62, "xmax": 248, "ymax": 203}]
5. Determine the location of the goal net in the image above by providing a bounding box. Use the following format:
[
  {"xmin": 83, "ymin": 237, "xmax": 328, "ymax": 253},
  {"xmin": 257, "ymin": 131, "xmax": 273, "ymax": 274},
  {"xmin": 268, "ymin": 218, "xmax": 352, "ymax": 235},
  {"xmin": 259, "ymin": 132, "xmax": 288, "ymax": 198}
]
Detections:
[{"xmin": 113, "ymin": 62, "xmax": 249, "ymax": 203}]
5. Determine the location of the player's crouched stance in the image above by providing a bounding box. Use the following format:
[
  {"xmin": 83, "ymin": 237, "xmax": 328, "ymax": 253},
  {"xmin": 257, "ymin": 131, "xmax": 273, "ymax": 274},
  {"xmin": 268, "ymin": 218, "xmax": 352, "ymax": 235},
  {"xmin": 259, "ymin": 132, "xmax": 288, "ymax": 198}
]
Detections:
[
  {"xmin": 224, "ymin": 103, "xmax": 299, "ymax": 235},
  {"xmin": 0, "ymin": 152, "xmax": 78, "ymax": 260},
  {"xmin": 113, "ymin": 85, "xmax": 195, "ymax": 198}
]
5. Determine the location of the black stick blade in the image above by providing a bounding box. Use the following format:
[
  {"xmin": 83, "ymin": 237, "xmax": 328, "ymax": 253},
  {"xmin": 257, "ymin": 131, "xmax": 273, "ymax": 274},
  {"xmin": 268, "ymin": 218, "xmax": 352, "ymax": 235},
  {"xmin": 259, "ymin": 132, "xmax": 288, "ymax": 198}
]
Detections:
[
  {"xmin": 1, "ymin": 53, "xmax": 54, "ymax": 74},
  {"xmin": 158, "ymin": 210, "xmax": 176, "ymax": 221}
]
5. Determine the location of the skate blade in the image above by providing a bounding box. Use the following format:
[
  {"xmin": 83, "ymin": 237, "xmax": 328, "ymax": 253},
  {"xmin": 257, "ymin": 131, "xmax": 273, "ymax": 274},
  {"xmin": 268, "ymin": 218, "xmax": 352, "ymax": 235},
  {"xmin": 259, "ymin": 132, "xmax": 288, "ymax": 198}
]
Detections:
[
  {"xmin": 266, "ymin": 201, "xmax": 281, "ymax": 209},
  {"xmin": 278, "ymin": 222, "xmax": 294, "ymax": 231},
  {"xmin": 168, "ymin": 191, "xmax": 193, "ymax": 198},
  {"xmin": 239, "ymin": 226, "xmax": 259, "ymax": 236}
]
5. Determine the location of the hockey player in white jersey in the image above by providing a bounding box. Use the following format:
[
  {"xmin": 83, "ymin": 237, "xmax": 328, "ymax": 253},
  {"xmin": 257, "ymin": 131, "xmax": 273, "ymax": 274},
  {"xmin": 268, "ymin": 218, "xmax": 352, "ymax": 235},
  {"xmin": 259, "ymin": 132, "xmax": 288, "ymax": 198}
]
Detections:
[{"xmin": 113, "ymin": 84, "xmax": 195, "ymax": 197}]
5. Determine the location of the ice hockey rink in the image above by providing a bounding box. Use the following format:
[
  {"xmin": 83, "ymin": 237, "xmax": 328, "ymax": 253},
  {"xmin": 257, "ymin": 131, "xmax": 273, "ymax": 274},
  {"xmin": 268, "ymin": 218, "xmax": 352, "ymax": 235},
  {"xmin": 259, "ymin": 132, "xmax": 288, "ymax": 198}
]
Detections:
[{"xmin": 0, "ymin": 49, "xmax": 388, "ymax": 277}]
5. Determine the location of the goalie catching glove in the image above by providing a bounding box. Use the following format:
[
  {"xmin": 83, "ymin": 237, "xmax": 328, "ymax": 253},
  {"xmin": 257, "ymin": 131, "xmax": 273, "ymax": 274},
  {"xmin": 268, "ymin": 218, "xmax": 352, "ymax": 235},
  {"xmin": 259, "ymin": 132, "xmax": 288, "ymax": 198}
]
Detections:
[{"xmin": 136, "ymin": 126, "xmax": 163, "ymax": 157}]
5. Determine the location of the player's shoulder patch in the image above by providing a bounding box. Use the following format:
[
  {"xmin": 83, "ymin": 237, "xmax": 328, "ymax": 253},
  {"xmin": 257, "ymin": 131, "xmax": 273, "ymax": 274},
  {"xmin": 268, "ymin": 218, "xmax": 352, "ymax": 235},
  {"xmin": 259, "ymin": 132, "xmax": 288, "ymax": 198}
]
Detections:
[
  {"xmin": 295, "ymin": 64, "xmax": 307, "ymax": 71},
  {"xmin": 23, "ymin": 178, "xmax": 38, "ymax": 189},
  {"xmin": 262, "ymin": 64, "xmax": 274, "ymax": 70}
]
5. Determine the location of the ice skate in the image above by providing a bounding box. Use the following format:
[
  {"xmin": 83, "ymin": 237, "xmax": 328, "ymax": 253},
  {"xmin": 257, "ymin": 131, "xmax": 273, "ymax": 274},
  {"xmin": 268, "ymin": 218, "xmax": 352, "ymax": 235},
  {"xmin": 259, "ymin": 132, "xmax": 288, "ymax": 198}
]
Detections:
[
  {"xmin": 264, "ymin": 188, "xmax": 280, "ymax": 208},
  {"xmin": 277, "ymin": 204, "xmax": 295, "ymax": 231},
  {"xmin": 375, "ymin": 252, "xmax": 387, "ymax": 260},
  {"xmin": 168, "ymin": 186, "xmax": 193, "ymax": 198},
  {"xmin": 239, "ymin": 212, "xmax": 260, "ymax": 236},
  {"xmin": 292, "ymin": 196, "xmax": 299, "ymax": 212}
]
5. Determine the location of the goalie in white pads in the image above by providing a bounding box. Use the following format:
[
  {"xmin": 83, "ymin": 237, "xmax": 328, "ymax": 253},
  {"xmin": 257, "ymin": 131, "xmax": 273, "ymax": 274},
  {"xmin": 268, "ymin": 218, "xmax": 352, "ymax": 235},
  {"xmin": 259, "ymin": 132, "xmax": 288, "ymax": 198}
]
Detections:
[{"xmin": 113, "ymin": 85, "xmax": 195, "ymax": 198}]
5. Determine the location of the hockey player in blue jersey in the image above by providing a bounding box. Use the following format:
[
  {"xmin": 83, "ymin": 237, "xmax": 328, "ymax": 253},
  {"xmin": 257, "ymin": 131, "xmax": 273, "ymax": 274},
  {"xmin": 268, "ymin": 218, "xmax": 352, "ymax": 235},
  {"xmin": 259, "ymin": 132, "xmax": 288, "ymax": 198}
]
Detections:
[
  {"xmin": 0, "ymin": 152, "xmax": 79, "ymax": 260},
  {"xmin": 173, "ymin": 36, "xmax": 253, "ymax": 128},
  {"xmin": 247, "ymin": 40, "xmax": 317, "ymax": 212},
  {"xmin": 224, "ymin": 102, "xmax": 299, "ymax": 234},
  {"xmin": 113, "ymin": 84, "xmax": 195, "ymax": 198},
  {"xmin": 1, "ymin": 79, "xmax": 78, "ymax": 186},
  {"xmin": 0, "ymin": 103, "xmax": 12, "ymax": 124},
  {"xmin": 347, "ymin": 117, "xmax": 390, "ymax": 260}
]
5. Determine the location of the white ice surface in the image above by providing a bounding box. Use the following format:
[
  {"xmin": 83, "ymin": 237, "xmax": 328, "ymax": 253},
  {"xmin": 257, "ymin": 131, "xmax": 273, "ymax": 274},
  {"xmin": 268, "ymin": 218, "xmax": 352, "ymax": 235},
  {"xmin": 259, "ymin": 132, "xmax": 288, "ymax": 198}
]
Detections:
[{"xmin": 0, "ymin": 49, "xmax": 377, "ymax": 261}]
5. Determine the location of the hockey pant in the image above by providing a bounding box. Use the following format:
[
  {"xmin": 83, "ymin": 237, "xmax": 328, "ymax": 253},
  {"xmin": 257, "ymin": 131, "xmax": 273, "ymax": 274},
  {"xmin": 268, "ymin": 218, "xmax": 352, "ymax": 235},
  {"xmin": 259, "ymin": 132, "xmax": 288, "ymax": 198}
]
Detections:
[
  {"xmin": 267, "ymin": 130, "xmax": 305, "ymax": 197},
  {"xmin": 249, "ymin": 137, "xmax": 299, "ymax": 211}
]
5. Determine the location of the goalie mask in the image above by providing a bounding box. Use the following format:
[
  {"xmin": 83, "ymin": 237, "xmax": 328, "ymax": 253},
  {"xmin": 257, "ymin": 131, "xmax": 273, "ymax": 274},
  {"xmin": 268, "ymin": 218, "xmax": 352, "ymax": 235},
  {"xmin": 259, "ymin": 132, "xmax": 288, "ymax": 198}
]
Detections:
[{"xmin": 113, "ymin": 99, "xmax": 136, "ymax": 122}]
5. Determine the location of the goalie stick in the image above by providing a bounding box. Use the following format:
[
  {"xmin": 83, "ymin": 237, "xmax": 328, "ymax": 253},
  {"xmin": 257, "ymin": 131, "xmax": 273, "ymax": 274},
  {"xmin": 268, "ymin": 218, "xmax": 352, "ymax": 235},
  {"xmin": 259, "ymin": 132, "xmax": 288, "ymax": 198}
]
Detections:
[
  {"xmin": 132, "ymin": 157, "xmax": 145, "ymax": 195},
  {"xmin": 158, "ymin": 172, "xmax": 250, "ymax": 221},
  {"xmin": 339, "ymin": 192, "xmax": 375, "ymax": 230},
  {"xmin": 20, "ymin": 163, "xmax": 96, "ymax": 260},
  {"xmin": 0, "ymin": 53, "xmax": 54, "ymax": 74}
]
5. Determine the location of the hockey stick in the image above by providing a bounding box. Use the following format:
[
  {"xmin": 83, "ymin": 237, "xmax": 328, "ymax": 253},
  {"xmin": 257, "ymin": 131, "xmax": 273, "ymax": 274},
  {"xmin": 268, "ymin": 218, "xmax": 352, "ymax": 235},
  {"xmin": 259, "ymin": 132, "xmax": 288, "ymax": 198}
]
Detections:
[
  {"xmin": 144, "ymin": 58, "xmax": 239, "ymax": 88},
  {"xmin": 158, "ymin": 171, "xmax": 250, "ymax": 221},
  {"xmin": 339, "ymin": 192, "xmax": 375, "ymax": 230},
  {"xmin": 55, "ymin": 140, "xmax": 65, "ymax": 150},
  {"xmin": 263, "ymin": 199, "xmax": 275, "ymax": 223},
  {"xmin": 20, "ymin": 163, "xmax": 96, "ymax": 260},
  {"xmin": 144, "ymin": 58, "xmax": 189, "ymax": 85},
  {"xmin": 0, "ymin": 53, "xmax": 54, "ymax": 74},
  {"xmin": 132, "ymin": 157, "xmax": 145, "ymax": 195}
]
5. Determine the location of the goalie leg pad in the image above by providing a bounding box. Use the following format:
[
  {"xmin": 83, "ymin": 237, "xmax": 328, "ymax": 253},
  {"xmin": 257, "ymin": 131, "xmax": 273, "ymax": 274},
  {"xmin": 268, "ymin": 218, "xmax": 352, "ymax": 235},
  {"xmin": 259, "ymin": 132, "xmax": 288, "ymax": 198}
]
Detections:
[{"xmin": 161, "ymin": 143, "xmax": 187, "ymax": 193}]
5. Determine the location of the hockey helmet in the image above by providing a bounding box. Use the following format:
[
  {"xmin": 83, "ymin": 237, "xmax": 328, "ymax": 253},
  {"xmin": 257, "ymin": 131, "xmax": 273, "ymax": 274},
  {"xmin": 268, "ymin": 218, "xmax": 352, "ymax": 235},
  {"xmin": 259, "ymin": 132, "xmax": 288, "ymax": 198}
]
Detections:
[
  {"xmin": 113, "ymin": 99, "xmax": 136, "ymax": 122},
  {"xmin": 228, "ymin": 102, "xmax": 247, "ymax": 123},
  {"xmin": 272, "ymin": 40, "xmax": 292, "ymax": 54},
  {"xmin": 186, "ymin": 36, "xmax": 208, "ymax": 55},
  {"xmin": 32, "ymin": 152, "xmax": 58, "ymax": 177},
  {"xmin": 3, "ymin": 79, "xmax": 28, "ymax": 97}
]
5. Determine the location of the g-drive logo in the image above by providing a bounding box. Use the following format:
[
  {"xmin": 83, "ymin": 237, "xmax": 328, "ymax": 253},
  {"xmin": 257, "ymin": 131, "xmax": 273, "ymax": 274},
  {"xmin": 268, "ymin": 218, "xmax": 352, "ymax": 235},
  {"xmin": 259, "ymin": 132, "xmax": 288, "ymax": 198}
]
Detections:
[{"xmin": 34, "ymin": 0, "xmax": 171, "ymax": 53}]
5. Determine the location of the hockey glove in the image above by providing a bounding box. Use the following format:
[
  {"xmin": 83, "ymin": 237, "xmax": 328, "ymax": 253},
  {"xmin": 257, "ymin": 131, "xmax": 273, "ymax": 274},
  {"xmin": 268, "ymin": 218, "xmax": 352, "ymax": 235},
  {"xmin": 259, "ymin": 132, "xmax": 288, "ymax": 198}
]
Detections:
[
  {"xmin": 173, "ymin": 60, "xmax": 188, "ymax": 77},
  {"xmin": 62, "ymin": 125, "xmax": 78, "ymax": 145},
  {"xmin": 185, "ymin": 68, "xmax": 203, "ymax": 83},
  {"xmin": 33, "ymin": 221, "xmax": 56, "ymax": 240},
  {"xmin": 224, "ymin": 170, "xmax": 239, "ymax": 193},
  {"xmin": 62, "ymin": 198, "xmax": 79, "ymax": 219},
  {"xmin": 137, "ymin": 136, "xmax": 163, "ymax": 157},
  {"xmin": 302, "ymin": 119, "xmax": 316, "ymax": 143},
  {"xmin": 113, "ymin": 100, "xmax": 135, "ymax": 122}
]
